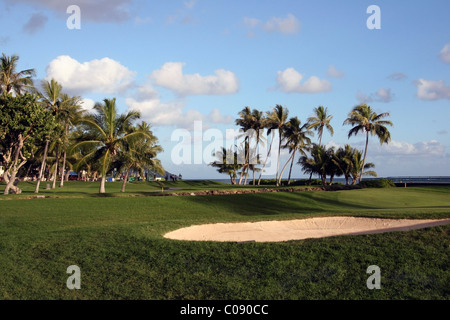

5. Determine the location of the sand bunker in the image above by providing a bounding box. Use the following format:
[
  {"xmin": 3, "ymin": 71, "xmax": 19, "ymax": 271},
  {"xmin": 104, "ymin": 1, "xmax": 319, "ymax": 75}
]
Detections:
[{"xmin": 164, "ymin": 216, "xmax": 450, "ymax": 242}]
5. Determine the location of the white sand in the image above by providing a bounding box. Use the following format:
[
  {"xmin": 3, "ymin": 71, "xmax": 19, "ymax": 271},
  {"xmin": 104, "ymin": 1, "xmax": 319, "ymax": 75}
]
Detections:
[{"xmin": 164, "ymin": 216, "xmax": 450, "ymax": 243}]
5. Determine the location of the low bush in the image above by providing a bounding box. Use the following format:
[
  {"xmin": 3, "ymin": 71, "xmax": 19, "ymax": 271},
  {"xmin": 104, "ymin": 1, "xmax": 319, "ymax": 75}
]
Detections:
[{"xmin": 359, "ymin": 178, "xmax": 396, "ymax": 188}]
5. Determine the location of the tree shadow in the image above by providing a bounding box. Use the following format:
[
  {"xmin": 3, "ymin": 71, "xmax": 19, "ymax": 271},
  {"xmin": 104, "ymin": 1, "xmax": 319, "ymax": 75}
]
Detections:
[{"xmin": 180, "ymin": 191, "xmax": 375, "ymax": 217}]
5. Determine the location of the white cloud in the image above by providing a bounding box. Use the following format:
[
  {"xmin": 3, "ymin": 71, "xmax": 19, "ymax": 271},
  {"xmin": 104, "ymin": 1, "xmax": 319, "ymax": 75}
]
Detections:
[
  {"xmin": 263, "ymin": 14, "xmax": 300, "ymax": 34},
  {"xmin": 275, "ymin": 68, "xmax": 331, "ymax": 94},
  {"xmin": 150, "ymin": 62, "xmax": 239, "ymax": 96},
  {"xmin": 126, "ymin": 96, "xmax": 232, "ymax": 129},
  {"xmin": 357, "ymin": 88, "xmax": 393, "ymax": 103},
  {"xmin": 45, "ymin": 55, "xmax": 136, "ymax": 95},
  {"xmin": 80, "ymin": 98, "xmax": 95, "ymax": 111},
  {"xmin": 208, "ymin": 108, "xmax": 233, "ymax": 124},
  {"xmin": 376, "ymin": 140, "xmax": 445, "ymax": 157},
  {"xmin": 325, "ymin": 140, "xmax": 342, "ymax": 150},
  {"xmin": 326, "ymin": 65, "xmax": 345, "ymax": 78},
  {"xmin": 439, "ymin": 44, "xmax": 450, "ymax": 64},
  {"xmin": 12, "ymin": 0, "xmax": 132, "ymax": 23},
  {"xmin": 415, "ymin": 78, "xmax": 450, "ymax": 100},
  {"xmin": 374, "ymin": 88, "xmax": 393, "ymax": 103}
]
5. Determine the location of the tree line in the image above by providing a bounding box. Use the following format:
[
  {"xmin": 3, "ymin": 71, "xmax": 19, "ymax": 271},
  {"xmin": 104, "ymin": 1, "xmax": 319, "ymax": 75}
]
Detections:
[
  {"xmin": 0, "ymin": 53, "xmax": 164, "ymax": 195},
  {"xmin": 210, "ymin": 102, "xmax": 393, "ymax": 186}
]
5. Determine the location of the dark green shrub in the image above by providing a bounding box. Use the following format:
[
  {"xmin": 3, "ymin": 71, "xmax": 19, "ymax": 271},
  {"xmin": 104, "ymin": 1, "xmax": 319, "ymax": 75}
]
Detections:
[{"xmin": 358, "ymin": 178, "xmax": 396, "ymax": 188}]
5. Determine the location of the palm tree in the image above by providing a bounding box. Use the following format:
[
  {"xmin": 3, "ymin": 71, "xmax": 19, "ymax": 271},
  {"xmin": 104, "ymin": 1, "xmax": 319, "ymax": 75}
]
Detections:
[
  {"xmin": 0, "ymin": 53, "xmax": 35, "ymax": 95},
  {"xmin": 246, "ymin": 109, "xmax": 265, "ymax": 184},
  {"xmin": 34, "ymin": 79, "xmax": 63, "ymax": 193},
  {"xmin": 343, "ymin": 104, "xmax": 392, "ymax": 182},
  {"xmin": 332, "ymin": 144, "xmax": 354, "ymax": 185},
  {"xmin": 298, "ymin": 144, "xmax": 333, "ymax": 186},
  {"xmin": 210, "ymin": 147, "xmax": 242, "ymax": 184},
  {"xmin": 278, "ymin": 117, "xmax": 313, "ymax": 185},
  {"xmin": 71, "ymin": 98, "xmax": 144, "ymax": 193},
  {"xmin": 57, "ymin": 94, "xmax": 84, "ymax": 187},
  {"xmin": 298, "ymin": 144, "xmax": 340, "ymax": 186},
  {"xmin": 325, "ymin": 147, "xmax": 341, "ymax": 185},
  {"xmin": 235, "ymin": 106, "xmax": 252, "ymax": 185},
  {"xmin": 307, "ymin": 106, "xmax": 333, "ymax": 146},
  {"xmin": 235, "ymin": 107, "xmax": 265, "ymax": 185},
  {"xmin": 349, "ymin": 149, "xmax": 377, "ymax": 185},
  {"xmin": 266, "ymin": 105, "xmax": 289, "ymax": 186},
  {"xmin": 116, "ymin": 121, "xmax": 164, "ymax": 193}
]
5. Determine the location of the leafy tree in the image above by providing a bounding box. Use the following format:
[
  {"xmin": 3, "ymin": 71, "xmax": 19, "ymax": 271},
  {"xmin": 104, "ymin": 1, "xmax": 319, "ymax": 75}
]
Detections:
[
  {"xmin": 343, "ymin": 104, "xmax": 392, "ymax": 182},
  {"xmin": 0, "ymin": 93, "xmax": 55, "ymax": 194}
]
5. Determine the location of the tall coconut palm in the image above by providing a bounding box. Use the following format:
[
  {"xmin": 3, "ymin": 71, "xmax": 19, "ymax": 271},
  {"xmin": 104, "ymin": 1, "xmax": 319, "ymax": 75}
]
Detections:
[
  {"xmin": 34, "ymin": 79, "xmax": 63, "ymax": 193},
  {"xmin": 235, "ymin": 106, "xmax": 260, "ymax": 185},
  {"xmin": 71, "ymin": 98, "xmax": 144, "ymax": 193},
  {"xmin": 0, "ymin": 53, "xmax": 35, "ymax": 95},
  {"xmin": 307, "ymin": 106, "xmax": 333, "ymax": 146},
  {"xmin": 266, "ymin": 105, "xmax": 289, "ymax": 186},
  {"xmin": 343, "ymin": 104, "xmax": 392, "ymax": 182},
  {"xmin": 246, "ymin": 109, "xmax": 265, "ymax": 184},
  {"xmin": 57, "ymin": 94, "xmax": 84, "ymax": 187},
  {"xmin": 278, "ymin": 117, "xmax": 313, "ymax": 185}
]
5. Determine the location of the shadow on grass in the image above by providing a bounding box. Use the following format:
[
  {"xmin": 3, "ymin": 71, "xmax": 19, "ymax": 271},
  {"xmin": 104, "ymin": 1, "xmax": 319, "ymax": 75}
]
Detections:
[{"xmin": 179, "ymin": 191, "xmax": 375, "ymax": 217}]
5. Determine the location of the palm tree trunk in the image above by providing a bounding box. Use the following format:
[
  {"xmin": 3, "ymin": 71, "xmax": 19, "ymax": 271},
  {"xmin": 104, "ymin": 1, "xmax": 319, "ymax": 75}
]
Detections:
[
  {"xmin": 238, "ymin": 138, "xmax": 250, "ymax": 185},
  {"xmin": 257, "ymin": 133, "xmax": 274, "ymax": 185},
  {"xmin": 252, "ymin": 167, "xmax": 255, "ymax": 186},
  {"xmin": 121, "ymin": 169, "xmax": 130, "ymax": 193},
  {"xmin": 276, "ymin": 135, "xmax": 282, "ymax": 186},
  {"xmin": 59, "ymin": 150, "xmax": 67, "ymax": 188},
  {"xmin": 99, "ymin": 175, "xmax": 106, "ymax": 193},
  {"xmin": 52, "ymin": 146, "xmax": 60, "ymax": 189},
  {"xmin": 34, "ymin": 140, "xmax": 49, "ymax": 194},
  {"xmin": 59, "ymin": 125, "xmax": 69, "ymax": 188},
  {"xmin": 287, "ymin": 149, "xmax": 296, "ymax": 185},
  {"xmin": 278, "ymin": 152, "xmax": 294, "ymax": 186},
  {"xmin": 360, "ymin": 132, "xmax": 369, "ymax": 183}
]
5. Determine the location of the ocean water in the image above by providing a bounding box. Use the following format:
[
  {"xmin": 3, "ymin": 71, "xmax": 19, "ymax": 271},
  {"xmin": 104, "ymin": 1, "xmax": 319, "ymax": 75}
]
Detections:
[{"xmin": 202, "ymin": 177, "xmax": 450, "ymax": 184}]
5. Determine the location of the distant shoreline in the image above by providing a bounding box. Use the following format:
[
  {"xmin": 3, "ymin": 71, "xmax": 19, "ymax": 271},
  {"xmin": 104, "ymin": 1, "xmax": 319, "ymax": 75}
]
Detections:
[{"xmin": 186, "ymin": 176, "xmax": 450, "ymax": 184}]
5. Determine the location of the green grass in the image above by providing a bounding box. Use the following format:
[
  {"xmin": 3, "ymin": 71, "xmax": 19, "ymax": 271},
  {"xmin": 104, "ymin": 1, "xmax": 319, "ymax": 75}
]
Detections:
[{"xmin": 0, "ymin": 181, "xmax": 449, "ymax": 299}]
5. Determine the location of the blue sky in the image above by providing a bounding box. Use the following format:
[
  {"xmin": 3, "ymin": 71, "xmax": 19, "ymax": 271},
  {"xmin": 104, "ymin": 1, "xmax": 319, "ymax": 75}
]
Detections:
[{"xmin": 1, "ymin": 0, "xmax": 449, "ymax": 179}]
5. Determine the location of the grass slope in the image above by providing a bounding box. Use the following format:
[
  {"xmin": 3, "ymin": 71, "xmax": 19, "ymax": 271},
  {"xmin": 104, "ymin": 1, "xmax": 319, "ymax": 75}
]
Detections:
[{"xmin": 0, "ymin": 182, "xmax": 449, "ymax": 299}]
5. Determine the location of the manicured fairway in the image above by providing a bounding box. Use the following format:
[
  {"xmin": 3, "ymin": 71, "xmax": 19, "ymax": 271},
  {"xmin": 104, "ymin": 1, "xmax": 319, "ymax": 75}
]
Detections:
[{"xmin": 0, "ymin": 181, "xmax": 449, "ymax": 299}]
